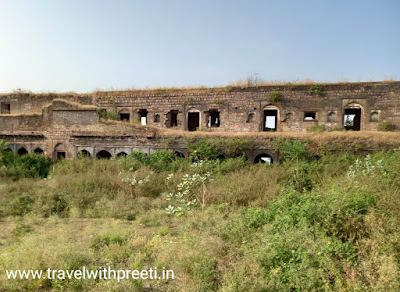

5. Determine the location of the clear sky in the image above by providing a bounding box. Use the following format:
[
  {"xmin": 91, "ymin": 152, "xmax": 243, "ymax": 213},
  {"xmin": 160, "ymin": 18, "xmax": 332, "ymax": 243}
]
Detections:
[{"xmin": 0, "ymin": 0, "xmax": 399, "ymax": 93}]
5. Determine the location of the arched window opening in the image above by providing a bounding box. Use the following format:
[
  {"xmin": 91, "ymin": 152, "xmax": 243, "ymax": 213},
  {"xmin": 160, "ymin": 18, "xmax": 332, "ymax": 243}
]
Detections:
[
  {"xmin": 34, "ymin": 148, "xmax": 44, "ymax": 154},
  {"xmin": 96, "ymin": 150, "xmax": 112, "ymax": 159},
  {"xmin": 327, "ymin": 112, "xmax": 336, "ymax": 122},
  {"xmin": 17, "ymin": 147, "xmax": 28, "ymax": 156},
  {"xmin": 254, "ymin": 153, "xmax": 273, "ymax": 164},
  {"xmin": 246, "ymin": 113, "xmax": 255, "ymax": 123},
  {"xmin": 370, "ymin": 112, "xmax": 379, "ymax": 122}
]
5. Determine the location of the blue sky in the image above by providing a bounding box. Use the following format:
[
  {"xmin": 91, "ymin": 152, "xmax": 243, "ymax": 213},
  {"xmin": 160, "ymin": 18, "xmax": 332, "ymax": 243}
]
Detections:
[{"xmin": 0, "ymin": 0, "xmax": 399, "ymax": 93}]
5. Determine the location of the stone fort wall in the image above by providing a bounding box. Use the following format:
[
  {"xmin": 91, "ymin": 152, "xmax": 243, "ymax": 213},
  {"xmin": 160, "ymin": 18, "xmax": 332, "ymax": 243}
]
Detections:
[{"xmin": 0, "ymin": 81, "xmax": 399, "ymax": 161}]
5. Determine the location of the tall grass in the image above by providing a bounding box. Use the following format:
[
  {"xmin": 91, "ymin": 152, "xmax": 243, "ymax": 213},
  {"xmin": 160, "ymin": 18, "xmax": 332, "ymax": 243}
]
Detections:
[{"xmin": 1, "ymin": 143, "xmax": 400, "ymax": 291}]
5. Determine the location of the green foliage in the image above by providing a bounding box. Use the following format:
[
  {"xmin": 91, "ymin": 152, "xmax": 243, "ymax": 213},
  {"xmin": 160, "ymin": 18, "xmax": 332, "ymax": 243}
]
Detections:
[
  {"xmin": 185, "ymin": 137, "xmax": 252, "ymax": 161},
  {"xmin": 97, "ymin": 108, "xmax": 120, "ymax": 120},
  {"xmin": 7, "ymin": 194, "xmax": 35, "ymax": 216},
  {"xmin": 3, "ymin": 146, "xmax": 400, "ymax": 291},
  {"xmin": 89, "ymin": 233, "xmax": 126, "ymax": 250},
  {"xmin": 309, "ymin": 85, "xmax": 324, "ymax": 96},
  {"xmin": 219, "ymin": 137, "xmax": 253, "ymax": 157},
  {"xmin": 267, "ymin": 90, "xmax": 282, "ymax": 102},
  {"xmin": 242, "ymin": 207, "xmax": 269, "ymax": 229},
  {"xmin": 272, "ymin": 138, "xmax": 311, "ymax": 162},
  {"xmin": 0, "ymin": 151, "xmax": 52, "ymax": 180},
  {"xmin": 11, "ymin": 223, "xmax": 34, "ymax": 238},
  {"xmin": 185, "ymin": 138, "xmax": 223, "ymax": 162},
  {"xmin": 307, "ymin": 124, "xmax": 325, "ymax": 133},
  {"xmin": 128, "ymin": 150, "xmax": 182, "ymax": 172},
  {"xmin": 183, "ymin": 255, "xmax": 219, "ymax": 291},
  {"xmin": 0, "ymin": 139, "xmax": 9, "ymax": 153},
  {"xmin": 378, "ymin": 121, "xmax": 395, "ymax": 131}
]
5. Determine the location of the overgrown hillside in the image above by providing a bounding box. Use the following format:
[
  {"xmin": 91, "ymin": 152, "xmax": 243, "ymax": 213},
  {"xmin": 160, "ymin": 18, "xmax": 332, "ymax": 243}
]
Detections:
[{"xmin": 1, "ymin": 139, "xmax": 400, "ymax": 291}]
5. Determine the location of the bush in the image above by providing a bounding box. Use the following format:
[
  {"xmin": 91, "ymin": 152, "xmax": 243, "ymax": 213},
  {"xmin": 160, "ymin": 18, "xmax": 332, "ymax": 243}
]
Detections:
[
  {"xmin": 185, "ymin": 138, "xmax": 223, "ymax": 162},
  {"xmin": 268, "ymin": 91, "xmax": 282, "ymax": 102},
  {"xmin": 378, "ymin": 121, "xmax": 395, "ymax": 131},
  {"xmin": 7, "ymin": 194, "xmax": 35, "ymax": 216},
  {"xmin": 90, "ymin": 233, "xmax": 126, "ymax": 250},
  {"xmin": 0, "ymin": 151, "xmax": 52, "ymax": 180},
  {"xmin": 309, "ymin": 85, "xmax": 324, "ymax": 96},
  {"xmin": 97, "ymin": 109, "xmax": 120, "ymax": 120},
  {"xmin": 147, "ymin": 150, "xmax": 181, "ymax": 172}
]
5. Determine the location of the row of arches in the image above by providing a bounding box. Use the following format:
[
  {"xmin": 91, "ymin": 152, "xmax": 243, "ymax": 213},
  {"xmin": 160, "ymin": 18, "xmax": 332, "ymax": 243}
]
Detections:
[
  {"xmin": 77, "ymin": 149, "xmax": 274, "ymax": 164},
  {"xmin": 9, "ymin": 147, "xmax": 274, "ymax": 164},
  {"xmin": 15, "ymin": 147, "xmax": 44, "ymax": 156}
]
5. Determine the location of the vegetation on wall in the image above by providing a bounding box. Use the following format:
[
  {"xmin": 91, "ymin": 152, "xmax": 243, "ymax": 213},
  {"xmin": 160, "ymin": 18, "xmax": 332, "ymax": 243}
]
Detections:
[
  {"xmin": 309, "ymin": 85, "xmax": 324, "ymax": 96},
  {"xmin": 96, "ymin": 108, "xmax": 120, "ymax": 121},
  {"xmin": 267, "ymin": 90, "xmax": 282, "ymax": 102}
]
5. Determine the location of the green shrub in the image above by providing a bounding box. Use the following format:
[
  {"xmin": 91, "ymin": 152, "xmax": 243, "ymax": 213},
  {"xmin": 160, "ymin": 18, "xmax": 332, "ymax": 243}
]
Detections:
[
  {"xmin": 97, "ymin": 109, "xmax": 120, "ymax": 120},
  {"xmin": 7, "ymin": 194, "xmax": 35, "ymax": 216},
  {"xmin": 219, "ymin": 137, "xmax": 253, "ymax": 157},
  {"xmin": 378, "ymin": 121, "xmax": 395, "ymax": 131},
  {"xmin": 11, "ymin": 223, "xmax": 34, "ymax": 238},
  {"xmin": 147, "ymin": 150, "xmax": 181, "ymax": 172},
  {"xmin": 89, "ymin": 233, "xmax": 126, "ymax": 250},
  {"xmin": 242, "ymin": 207, "xmax": 269, "ymax": 229},
  {"xmin": 268, "ymin": 90, "xmax": 282, "ymax": 102},
  {"xmin": 185, "ymin": 138, "xmax": 223, "ymax": 162},
  {"xmin": 183, "ymin": 255, "xmax": 219, "ymax": 291},
  {"xmin": 309, "ymin": 85, "xmax": 324, "ymax": 96}
]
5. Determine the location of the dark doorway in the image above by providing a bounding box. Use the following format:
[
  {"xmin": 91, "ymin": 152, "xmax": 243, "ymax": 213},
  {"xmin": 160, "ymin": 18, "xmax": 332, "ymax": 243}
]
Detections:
[
  {"xmin": 117, "ymin": 152, "xmax": 127, "ymax": 157},
  {"xmin": 254, "ymin": 153, "xmax": 273, "ymax": 164},
  {"xmin": 119, "ymin": 113, "xmax": 130, "ymax": 121},
  {"xmin": 139, "ymin": 109, "xmax": 148, "ymax": 125},
  {"xmin": 208, "ymin": 110, "xmax": 220, "ymax": 127},
  {"xmin": 56, "ymin": 152, "xmax": 66, "ymax": 160},
  {"xmin": 96, "ymin": 150, "xmax": 112, "ymax": 159},
  {"xmin": 167, "ymin": 110, "xmax": 178, "ymax": 127},
  {"xmin": 1, "ymin": 102, "xmax": 11, "ymax": 114},
  {"xmin": 17, "ymin": 148, "xmax": 28, "ymax": 156},
  {"xmin": 34, "ymin": 148, "xmax": 44, "ymax": 154},
  {"xmin": 344, "ymin": 108, "xmax": 361, "ymax": 131},
  {"xmin": 263, "ymin": 110, "xmax": 277, "ymax": 131},
  {"xmin": 188, "ymin": 112, "xmax": 199, "ymax": 131}
]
